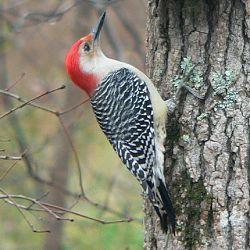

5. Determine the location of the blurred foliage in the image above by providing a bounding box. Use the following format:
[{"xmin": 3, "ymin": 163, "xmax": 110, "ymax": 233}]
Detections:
[{"xmin": 0, "ymin": 0, "xmax": 146, "ymax": 249}]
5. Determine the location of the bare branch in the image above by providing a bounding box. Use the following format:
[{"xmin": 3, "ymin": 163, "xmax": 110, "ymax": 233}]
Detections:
[
  {"xmin": 0, "ymin": 193, "xmax": 133, "ymax": 226},
  {"xmin": 39, "ymin": 201, "xmax": 133, "ymax": 224},
  {"xmin": 0, "ymin": 85, "xmax": 65, "ymax": 120},
  {"xmin": 59, "ymin": 98, "xmax": 90, "ymax": 115},
  {"xmin": 0, "ymin": 161, "xmax": 19, "ymax": 181},
  {"xmin": 0, "ymin": 155, "xmax": 22, "ymax": 160},
  {"xmin": 0, "ymin": 88, "xmax": 59, "ymax": 115},
  {"xmin": 5, "ymin": 72, "xmax": 25, "ymax": 91},
  {"xmin": 0, "ymin": 188, "xmax": 51, "ymax": 233},
  {"xmin": 26, "ymin": 191, "xmax": 50, "ymax": 210},
  {"xmin": 0, "ymin": 87, "xmax": 137, "ymax": 222},
  {"xmin": 0, "ymin": 88, "xmax": 90, "ymax": 116},
  {"xmin": 58, "ymin": 116, "xmax": 85, "ymax": 195},
  {"xmin": 0, "ymin": 149, "xmax": 26, "ymax": 161}
]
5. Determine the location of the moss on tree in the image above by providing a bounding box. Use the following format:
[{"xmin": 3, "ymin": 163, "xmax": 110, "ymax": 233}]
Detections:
[{"xmin": 172, "ymin": 170, "xmax": 213, "ymax": 249}]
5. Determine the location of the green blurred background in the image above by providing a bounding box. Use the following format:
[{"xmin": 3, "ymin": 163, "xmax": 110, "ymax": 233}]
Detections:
[{"xmin": 0, "ymin": 0, "xmax": 146, "ymax": 249}]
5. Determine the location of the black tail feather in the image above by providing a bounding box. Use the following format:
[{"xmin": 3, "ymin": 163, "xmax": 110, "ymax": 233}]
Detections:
[{"xmin": 155, "ymin": 179, "xmax": 176, "ymax": 234}]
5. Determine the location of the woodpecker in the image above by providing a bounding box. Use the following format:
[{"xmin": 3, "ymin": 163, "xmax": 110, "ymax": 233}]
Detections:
[{"xmin": 65, "ymin": 12, "xmax": 176, "ymax": 233}]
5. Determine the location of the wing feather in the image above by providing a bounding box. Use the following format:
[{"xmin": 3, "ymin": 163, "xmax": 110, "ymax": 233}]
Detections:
[{"xmin": 91, "ymin": 68, "xmax": 155, "ymax": 181}]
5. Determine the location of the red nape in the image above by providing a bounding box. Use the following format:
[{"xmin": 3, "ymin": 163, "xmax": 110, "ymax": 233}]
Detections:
[{"xmin": 65, "ymin": 39, "xmax": 98, "ymax": 96}]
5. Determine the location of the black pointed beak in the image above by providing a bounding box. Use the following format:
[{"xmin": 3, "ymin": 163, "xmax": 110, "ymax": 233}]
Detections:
[{"xmin": 92, "ymin": 12, "xmax": 106, "ymax": 43}]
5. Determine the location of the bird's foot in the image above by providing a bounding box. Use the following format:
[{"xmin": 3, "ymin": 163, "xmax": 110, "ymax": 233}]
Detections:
[{"xmin": 165, "ymin": 99, "xmax": 177, "ymax": 114}]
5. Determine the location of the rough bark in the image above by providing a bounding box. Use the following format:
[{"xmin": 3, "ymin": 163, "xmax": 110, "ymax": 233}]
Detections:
[{"xmin": 144, "ymin": 0, "xmax": 249, "ymax": 249}]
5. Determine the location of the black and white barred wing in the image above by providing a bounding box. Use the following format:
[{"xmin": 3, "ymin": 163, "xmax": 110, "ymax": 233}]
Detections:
[
  {"xmin": 91, "ymin": 68, "xmax": 155, "ymax": 183},
  {"xmin": 91, "ymin": 67, "xmax": 176, "ymax": 233}
]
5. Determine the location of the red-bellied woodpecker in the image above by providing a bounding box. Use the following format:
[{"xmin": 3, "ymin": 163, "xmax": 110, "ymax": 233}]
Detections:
[{"xmin": 65, "ymin": 12, "xmax": 176, "ymax": 233}]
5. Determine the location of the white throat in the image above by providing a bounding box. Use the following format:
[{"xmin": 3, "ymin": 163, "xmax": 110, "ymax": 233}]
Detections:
[{"xmin": 79, "ymin": 51, "xmax": 122, "ymax": 82}]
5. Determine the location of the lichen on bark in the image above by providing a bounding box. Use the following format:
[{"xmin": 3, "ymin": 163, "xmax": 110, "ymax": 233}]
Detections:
[{"xmin": 144, "ymin": 0, "xmax": 249, "ymax": 249}]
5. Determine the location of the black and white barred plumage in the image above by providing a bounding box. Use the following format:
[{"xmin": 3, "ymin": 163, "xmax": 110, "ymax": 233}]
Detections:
[{"xmin": 91, "ymin": 68, "xmax": 176, "ymax": 233}]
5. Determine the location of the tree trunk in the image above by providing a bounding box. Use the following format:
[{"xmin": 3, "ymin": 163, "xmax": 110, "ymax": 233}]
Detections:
[{"xmin": 144, "ymin": 0, "xmax": 249, "ymax": 249}]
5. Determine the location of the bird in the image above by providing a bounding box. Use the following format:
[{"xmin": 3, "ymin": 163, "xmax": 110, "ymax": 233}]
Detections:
[{"xmin": 65, "ymin": 12, "xmax": 176, "ymax": 233}]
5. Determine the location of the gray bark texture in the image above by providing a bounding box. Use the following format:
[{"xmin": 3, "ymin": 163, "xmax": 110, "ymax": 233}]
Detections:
[{"xmin": 144, "ymin": 0, "xmax": 249, "ymax": 249}]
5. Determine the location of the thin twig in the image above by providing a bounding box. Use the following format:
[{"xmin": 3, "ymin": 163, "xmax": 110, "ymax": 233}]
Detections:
[
  {"xmin": 0, "ymin": 155, "xmax": 22, "ymax": 160},
  {"xmin": 59, "ymin": 98, "xmax": 90, "ymax": 115},
  {"xmin": 5, "ymin": 72, "xmax": 25, "ymax": 91},
  {"xmin": 1, "ymin": 89, "xmax": 136, "ymax": 220},
  {"xmin": 0, "ymin": 88, "xmax": 135, "ymax": 220},
  {"xmin": 0, "ymin": 89, "xmax": 59, "ymax": 115},
  {"xmin": 0, "ymin": 161, "xmax": 18, "ymax": 181},
  {"xmin": 0, "ymin": 194, "xmax": 133, "ymax": 225},
  {"xmin": 40, "ymin": 202, "xmax": 133, "ymax": 224},
  {"xmin": 26, "ymin": 191, "xmax": 50, "ymax": 210},
  {"xmin": 0, "ymin": 149, "xmax": 27, "ymax": 161},
  {"xmin": 33, "ymin": 201, "xmax": 73, "ymax": 222},
  {"xmin": 1, "ymin": 192, "xmax": 73, "ymax": 222},
  {"xmin": 0, "ymin": 85, "xmax": 65, "ymax": 119},
  {"xmin": 0, "ymin": 188, "xmax": 50, "ymax": 233},
  {"xmin": 0, "ymin": 89, "xmax": 89, "ymax": 116},
  {"xmin": 58, "ymin": 116, "xmax": 85, "ymax": 195}
]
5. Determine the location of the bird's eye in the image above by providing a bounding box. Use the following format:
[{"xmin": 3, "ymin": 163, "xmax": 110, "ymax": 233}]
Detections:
[{"xmin": 83, "ymin": 43, "xmax": 91, "ymax": 52}]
